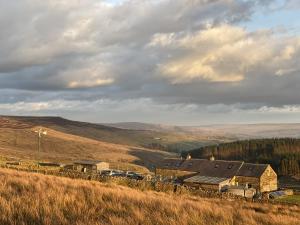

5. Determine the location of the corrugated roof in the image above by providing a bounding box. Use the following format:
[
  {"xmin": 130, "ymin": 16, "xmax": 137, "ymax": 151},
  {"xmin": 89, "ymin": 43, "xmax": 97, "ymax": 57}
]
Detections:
[
  {"xmin": 184, "ymin": 175, "xmax": 230, "ymax": 185},
  {"xmin": 157, "ymin": 158, "xmax": 269, "ymax": 178},
  {"xmin": 74, "ymin": 160, "xmax": 103, "ymax": 165}
]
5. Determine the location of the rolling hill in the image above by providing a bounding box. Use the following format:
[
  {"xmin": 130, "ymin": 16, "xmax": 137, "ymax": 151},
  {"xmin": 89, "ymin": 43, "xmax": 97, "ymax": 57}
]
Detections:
[
  {"xmin": 0, "ymin": 116, "xmax": 216, "ymax": 153},
  {"xmin": 2, "ymin": 116, "xmax": 300, "ymax": 172},
  {"xmin": 0, "ymin": 116, "xmax": 177, "ymax": 171},
  {"xmin": 107, "ymin": 122, "xmax": 300, "ymax": 139}
]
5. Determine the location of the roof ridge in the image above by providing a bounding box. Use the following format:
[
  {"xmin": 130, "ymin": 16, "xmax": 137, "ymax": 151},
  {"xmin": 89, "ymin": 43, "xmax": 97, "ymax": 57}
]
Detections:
[
  {"xmin": 243, "ymin": 162, "xmax": 269, "ymax": 166},
  {"xmin": 235, "ymin": 161, "xmax": 245, "ymax": 177},
  {"xmin": 164, "ymin": 158, "xmax": 244, "ymax": 163}
]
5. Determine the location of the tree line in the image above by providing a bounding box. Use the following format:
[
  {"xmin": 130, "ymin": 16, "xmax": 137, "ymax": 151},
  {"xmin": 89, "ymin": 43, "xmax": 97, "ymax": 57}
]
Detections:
[{"xmin": 183, "ymin": 138, "xmax": 300, "ymax": 176}]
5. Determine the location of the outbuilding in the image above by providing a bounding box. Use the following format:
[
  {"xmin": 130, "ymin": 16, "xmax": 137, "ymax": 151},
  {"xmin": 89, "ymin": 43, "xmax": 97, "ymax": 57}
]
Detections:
[
  {"xmin": 73, "ymin": 160, "xmax": 109, "ymax": 173},
  {"xmin": 184, "ymin": 175, "xmax": 231, "ymax": 191}
]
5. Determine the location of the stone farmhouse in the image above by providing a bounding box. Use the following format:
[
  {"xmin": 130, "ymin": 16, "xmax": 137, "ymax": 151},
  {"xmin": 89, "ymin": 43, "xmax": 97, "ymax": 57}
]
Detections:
[{"xmin": 156, "ymin": 155, "xmax": 277, "ymax": 193}]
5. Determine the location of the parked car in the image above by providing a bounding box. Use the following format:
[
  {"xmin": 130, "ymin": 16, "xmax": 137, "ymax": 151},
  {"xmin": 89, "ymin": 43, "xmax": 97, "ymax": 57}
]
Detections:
[
  {"xmin": 101, "ymin": 170, "xmax": 125, "ymax": 177},
  {"xmin": 100, "ymin": 170, "xmax": 112, "ymax": 176},
  {"xmin": 111, "ymin": 170, "xmax": 126, "ymax": 177},
  {"xmin": 126, "ymin": 171, "xmax": 144, "ymax": 180}
]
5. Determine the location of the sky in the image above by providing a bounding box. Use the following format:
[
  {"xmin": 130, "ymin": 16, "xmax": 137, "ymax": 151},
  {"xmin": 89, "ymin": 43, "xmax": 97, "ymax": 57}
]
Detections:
[{"xmin": 0, "ymin": 0, "xmax": 300, "ymax": 125}]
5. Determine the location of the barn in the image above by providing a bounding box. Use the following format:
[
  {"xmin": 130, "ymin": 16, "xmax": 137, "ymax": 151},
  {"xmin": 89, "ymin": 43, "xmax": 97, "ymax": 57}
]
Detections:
[
  {"xmin": 73, "ymin": 160, "xmax": 109, "ymax": 173},
  {"xmin": 235, "ymin": 163, "xmax": 277, "ymax": 192},
  {"xmin": 156, "ymin": 156, "xmax": 277, "ymax": 193}
]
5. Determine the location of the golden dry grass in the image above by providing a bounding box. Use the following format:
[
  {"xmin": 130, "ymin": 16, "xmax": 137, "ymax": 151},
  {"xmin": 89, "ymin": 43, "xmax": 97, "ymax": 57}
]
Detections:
[
  {"xmin": 0, "ymin": 116, "xmax": 209, "ymax": 150},
  {"xmin": 0, "ymin": 125, "xmax": 174, "ymax": 170},
  {"xmin": 0, "ymin": 168, "xmax": 299, "ymax": 225},
  {"xmin": 0, "ymin": 116, "xmax": 177, "ymax": 173}
]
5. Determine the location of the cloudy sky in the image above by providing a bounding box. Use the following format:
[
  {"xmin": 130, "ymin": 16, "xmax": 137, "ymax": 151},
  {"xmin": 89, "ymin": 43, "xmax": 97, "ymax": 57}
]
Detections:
[{"xmin": 0, "ymin": 0, "xmax": 300, "ymax": 125}]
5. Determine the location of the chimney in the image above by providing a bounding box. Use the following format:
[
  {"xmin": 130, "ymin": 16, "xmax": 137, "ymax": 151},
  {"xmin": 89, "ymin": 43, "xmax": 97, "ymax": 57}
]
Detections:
[
  {"xmin": 210, "ymin": 154, "xmax": 215, "ymax": 161},
  {"xmin": 186, "ymin": 154, "xmax": 192, "ymax": 160}
]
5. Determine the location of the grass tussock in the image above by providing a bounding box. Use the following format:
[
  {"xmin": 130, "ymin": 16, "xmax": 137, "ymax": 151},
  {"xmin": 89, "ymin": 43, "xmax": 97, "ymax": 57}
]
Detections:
[{"xmin": 0, "ymin": 168, "xmax": 299, "ymax": 225}]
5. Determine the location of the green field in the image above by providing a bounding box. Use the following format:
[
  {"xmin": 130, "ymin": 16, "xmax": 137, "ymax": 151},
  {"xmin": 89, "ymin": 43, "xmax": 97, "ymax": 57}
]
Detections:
[{"xmin": 276, "ymin": 195, "xmax": 300, "ymax": 204}]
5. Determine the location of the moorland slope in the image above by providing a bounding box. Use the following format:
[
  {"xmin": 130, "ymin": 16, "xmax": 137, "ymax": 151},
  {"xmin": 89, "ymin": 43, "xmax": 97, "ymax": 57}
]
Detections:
[
  {"xmin": 0, "ymin": 116, "xmax": 175, "ymax": 170},
  {"xmin": 1, "ymin": 116, "xmax": 211, "ymax": 152},
  {"xmin": 0, "ymin": 168, "xmax": 299, "ymax": 225}
]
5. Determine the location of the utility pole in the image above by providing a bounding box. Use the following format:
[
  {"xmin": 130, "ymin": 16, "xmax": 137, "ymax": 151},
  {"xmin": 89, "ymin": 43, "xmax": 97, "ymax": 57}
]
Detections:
[
  {"xmin": 14, "ymin": 129, "xmax": 17, "ymax": 146},
  {"xmin": 35, "ymin": 128, "xmax": 47, "ymax": 167}
]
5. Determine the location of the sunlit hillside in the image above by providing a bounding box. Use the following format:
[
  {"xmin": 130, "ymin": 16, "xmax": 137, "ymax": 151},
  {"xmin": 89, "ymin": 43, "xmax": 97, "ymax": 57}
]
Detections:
[
  {"xmin": 0, "ymin": 168, "xmax": 299, "ymax": 225},
  {"xmin": 0, "ymin": 116, "xmax": 175, "ymax": 170},
  {"xmin": 0, "ymin": 116, "xmax": 213, "ymax": 152}
]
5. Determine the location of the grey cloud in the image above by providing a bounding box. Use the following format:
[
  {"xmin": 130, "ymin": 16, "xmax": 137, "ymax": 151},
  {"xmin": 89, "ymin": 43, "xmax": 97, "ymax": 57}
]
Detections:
[
  {"xmin": 285, "ymin": 0, "xmax": 300, "ymax": 8},
  {"xmin": 1, "ymin": 0, "xmax": 300, "ymax": 122},
  {"xmin": 0, "ymin": 0, "xmax": 271, "ymax": 85}
]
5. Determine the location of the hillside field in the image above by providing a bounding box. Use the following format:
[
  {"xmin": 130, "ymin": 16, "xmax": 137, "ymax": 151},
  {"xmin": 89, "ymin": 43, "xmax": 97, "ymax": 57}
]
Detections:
[
  {"xmin": 0, "ymin": 116, "xmax": 213, "ymax": 152},
  {"xmin": 0, "ymin": 116, "xmax": 177, "ymax": 171},
  {"xmin": 0, "ymin": 168, "xmax": 299, "ymax": 225}
]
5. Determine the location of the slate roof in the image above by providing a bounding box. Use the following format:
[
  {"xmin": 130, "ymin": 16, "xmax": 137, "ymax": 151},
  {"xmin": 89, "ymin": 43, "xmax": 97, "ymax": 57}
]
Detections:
[
  {"xmin": 236, "ymin": 163, "xmax": 269, "ymax": 177},
  {"xmin": 184, "ymin": 175, "xmax": 230, "ymax": 185},
  {"xmin": 157, "ymin": 158, "xmax": 269, "ymax": 178},
  {"xmin": 157, "ymin": 158, "xmax": 185, "ymax": 170},
  {"xmin": 73, "ymin": 160, "xmax": 103, "ymax": 165},
  {"xmin": 180, "ymin": 159, "xmax": 243, "ymax": 178}
]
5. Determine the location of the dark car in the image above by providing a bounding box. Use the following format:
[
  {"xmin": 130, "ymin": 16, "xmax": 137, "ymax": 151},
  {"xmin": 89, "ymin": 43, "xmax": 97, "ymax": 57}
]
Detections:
[{"xmin": 126, "ymin": 171, "xmax": 144, "ymax": 180}]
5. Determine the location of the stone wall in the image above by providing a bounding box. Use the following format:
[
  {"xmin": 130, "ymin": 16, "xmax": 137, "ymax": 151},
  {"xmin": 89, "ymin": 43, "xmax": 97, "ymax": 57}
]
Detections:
[
  {"xmin": 235, "ymin": 176, "xmax": 260, "ymax": 191},
  {"xmin": 184, "ymin": 182, "xmax": 220, "ymax": 191},
  {"xmin": 155, "ymin": 168, "xmax": 195, "ymax": 179},
  {"xmin": 96, "ymin": 162, "xmax": 109, "ymax": 171}
]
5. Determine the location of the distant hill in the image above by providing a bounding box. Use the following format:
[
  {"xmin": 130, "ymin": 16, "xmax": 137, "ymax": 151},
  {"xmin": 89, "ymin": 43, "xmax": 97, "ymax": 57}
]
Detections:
[
  {"xmin": 0, "ymin": 116, "xmax": 215, "ymax": 153},
  {"xmin": 2, "ymin": 116, "xmax": 300, "ymax": 172},
  {"xmin": 106, "ymin": 122, "xmax": 300, "ymax": 139},
  {"xmin": 104, "ymin": 122, "xmax": 187, "ymax": 132},
  {"xmin": 0, "ymin": 116, "xmax": 177, "ymax": 170},
  {"xmin": 185, "ymin": 138, "xmax": 300, "ymax": 176}
]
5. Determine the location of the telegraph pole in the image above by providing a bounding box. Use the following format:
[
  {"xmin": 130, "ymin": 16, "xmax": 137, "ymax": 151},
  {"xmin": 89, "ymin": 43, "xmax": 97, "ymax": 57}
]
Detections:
[{"xmin": 35, "ymin": 128, "xmax": 47, "ymax": 167}]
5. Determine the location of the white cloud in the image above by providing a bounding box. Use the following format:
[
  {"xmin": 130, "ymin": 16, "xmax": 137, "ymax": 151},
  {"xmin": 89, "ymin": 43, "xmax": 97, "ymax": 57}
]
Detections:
[
  {"xmin": 258, "ymin": 105, "xmax": 300, "ymax": 113},
  {"xmin": 155, "ymin": 25, "xmax": 300, "ymax": 83}
]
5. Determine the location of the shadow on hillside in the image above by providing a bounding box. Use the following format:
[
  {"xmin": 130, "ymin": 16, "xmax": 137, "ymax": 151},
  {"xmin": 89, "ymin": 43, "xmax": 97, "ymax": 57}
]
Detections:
[{"xmin": 128, "ymin": 148, "xmax": 175, "ymax": 171}]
